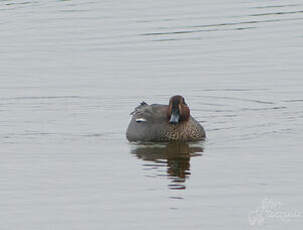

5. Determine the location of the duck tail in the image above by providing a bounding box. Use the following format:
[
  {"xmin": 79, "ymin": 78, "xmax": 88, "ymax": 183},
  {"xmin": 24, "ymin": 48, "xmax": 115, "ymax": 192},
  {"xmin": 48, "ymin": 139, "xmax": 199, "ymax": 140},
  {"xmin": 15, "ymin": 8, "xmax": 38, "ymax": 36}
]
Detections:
[{"xmin": 130, "ymin": 101, "xmax": 148, "ymax": 115}]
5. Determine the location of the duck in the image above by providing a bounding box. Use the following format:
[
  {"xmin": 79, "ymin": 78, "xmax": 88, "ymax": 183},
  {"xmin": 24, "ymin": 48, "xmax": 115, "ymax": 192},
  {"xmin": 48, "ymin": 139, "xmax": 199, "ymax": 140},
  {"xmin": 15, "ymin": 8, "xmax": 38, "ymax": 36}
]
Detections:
[{"xmin": 126, "ymin": 95, "xmax": 206, "ymax": 142}]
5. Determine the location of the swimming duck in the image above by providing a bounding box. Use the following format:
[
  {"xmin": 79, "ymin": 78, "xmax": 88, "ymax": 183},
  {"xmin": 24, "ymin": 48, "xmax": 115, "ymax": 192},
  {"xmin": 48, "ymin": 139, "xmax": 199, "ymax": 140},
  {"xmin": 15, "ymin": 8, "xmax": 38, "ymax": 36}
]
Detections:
[{"xmin": 126, "ymin": 95, "xmax": 206, "ymax": 142}]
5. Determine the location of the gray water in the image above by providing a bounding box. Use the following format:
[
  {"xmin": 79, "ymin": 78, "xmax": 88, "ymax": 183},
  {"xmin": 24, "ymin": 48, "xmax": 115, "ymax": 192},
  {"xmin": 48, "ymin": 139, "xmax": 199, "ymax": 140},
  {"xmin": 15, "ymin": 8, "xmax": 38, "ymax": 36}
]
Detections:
[{"xmin": 1, "ymin": 0, "xmax": 303, "ymax": 229}]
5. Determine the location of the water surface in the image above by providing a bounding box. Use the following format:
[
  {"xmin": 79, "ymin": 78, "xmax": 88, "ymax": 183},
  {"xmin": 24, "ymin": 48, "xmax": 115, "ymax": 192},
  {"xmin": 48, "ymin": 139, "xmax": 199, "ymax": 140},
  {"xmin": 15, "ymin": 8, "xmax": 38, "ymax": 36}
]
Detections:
[{"xmin": 1, "ymin": 0, "xmax": 303, "ymax": 229}]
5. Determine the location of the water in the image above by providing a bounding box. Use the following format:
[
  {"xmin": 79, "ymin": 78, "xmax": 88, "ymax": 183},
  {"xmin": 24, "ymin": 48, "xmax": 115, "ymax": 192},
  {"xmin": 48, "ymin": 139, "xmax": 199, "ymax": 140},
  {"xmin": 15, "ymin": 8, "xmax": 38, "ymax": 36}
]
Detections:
[{"xmin": 1, "ymin": 0, "xmax": 303, "ymax": 229}]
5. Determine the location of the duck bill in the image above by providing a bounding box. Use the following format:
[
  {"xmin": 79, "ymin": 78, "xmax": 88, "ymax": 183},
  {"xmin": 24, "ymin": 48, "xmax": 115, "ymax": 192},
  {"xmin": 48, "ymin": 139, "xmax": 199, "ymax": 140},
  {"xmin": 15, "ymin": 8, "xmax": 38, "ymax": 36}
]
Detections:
[{"xmin": 169, "ymin": 111, "xmax": 180, "ymax": 124}]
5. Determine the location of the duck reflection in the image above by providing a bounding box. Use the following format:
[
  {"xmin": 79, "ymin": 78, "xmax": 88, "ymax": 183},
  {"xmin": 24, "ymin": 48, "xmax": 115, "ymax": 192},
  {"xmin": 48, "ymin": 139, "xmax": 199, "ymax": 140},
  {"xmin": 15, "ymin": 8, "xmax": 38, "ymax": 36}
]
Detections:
[{"xmin": 131, "ymin": 142, "xmax": 204, "ymax": 190}]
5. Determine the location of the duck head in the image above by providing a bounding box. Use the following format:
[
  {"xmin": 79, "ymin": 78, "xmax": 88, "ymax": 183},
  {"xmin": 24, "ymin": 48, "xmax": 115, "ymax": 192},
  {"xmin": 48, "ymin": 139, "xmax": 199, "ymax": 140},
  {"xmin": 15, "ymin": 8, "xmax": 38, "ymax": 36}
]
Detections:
[{"xmin": 167, "ymin": 95, "xmax": 190, "ymax": 124}]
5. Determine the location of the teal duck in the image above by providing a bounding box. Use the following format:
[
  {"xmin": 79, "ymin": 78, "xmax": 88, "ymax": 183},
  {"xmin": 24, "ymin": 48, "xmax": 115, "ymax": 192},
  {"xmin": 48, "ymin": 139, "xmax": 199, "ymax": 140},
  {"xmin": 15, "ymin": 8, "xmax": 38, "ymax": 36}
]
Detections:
[{"xmin": 126, "ymin": 95, "xmax": 206, "ymax": 142}]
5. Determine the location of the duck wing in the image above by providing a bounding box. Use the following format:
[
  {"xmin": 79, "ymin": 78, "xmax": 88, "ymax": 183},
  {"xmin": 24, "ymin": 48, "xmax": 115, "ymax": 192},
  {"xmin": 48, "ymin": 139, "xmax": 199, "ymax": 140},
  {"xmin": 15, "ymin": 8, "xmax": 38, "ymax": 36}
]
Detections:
[{"xmin": 130, "ymin": 103, "xmax": 168, "ymax": 123}]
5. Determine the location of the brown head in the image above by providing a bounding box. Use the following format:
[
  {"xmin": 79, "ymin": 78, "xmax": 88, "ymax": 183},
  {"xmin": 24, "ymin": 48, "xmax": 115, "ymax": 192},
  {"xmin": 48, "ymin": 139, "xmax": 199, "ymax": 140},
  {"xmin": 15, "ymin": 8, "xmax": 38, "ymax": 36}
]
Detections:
[{"xmin": 167, "ymin": 95, "xmax": 190, "ymax": 124}]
